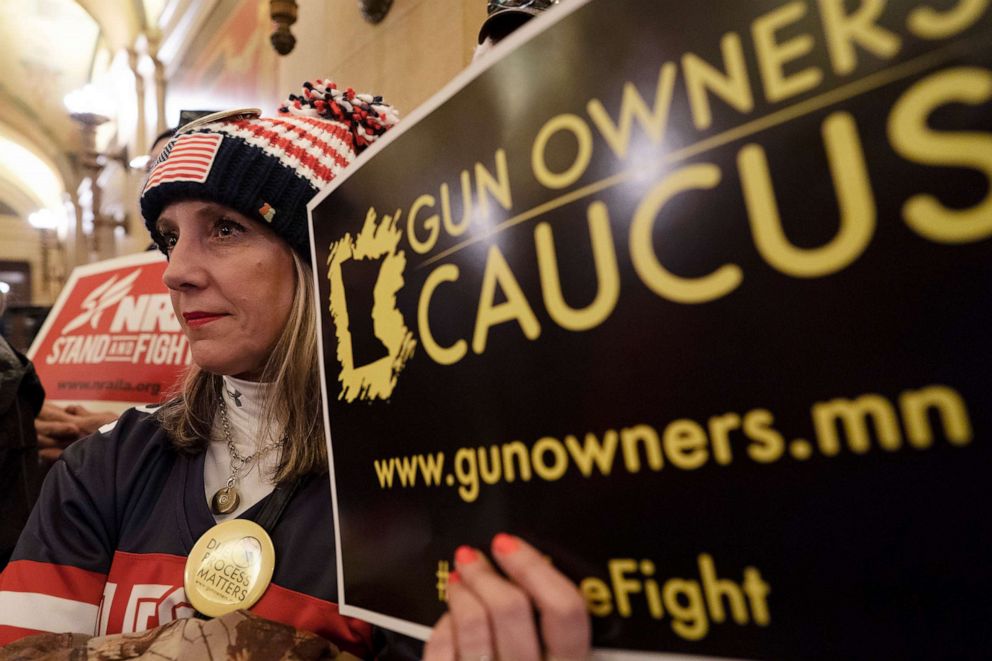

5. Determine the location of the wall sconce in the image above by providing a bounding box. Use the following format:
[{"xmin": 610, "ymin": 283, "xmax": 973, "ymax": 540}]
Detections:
[
  {"xmin": 359, "ymin": 0, "xmax": 393, "ymax": 23},
  {"xmin": 64, "ymin": 84, "xmax": 126, "ymax": 260},
  {"xmin": 270, "ymin": 0, "xmax": 298, "ymax": 55},
  {"xmin": 28, "ymin": 209, "xmax": 68, "ymax": 299},
  {"xmin": 270, "ymin": 0, "xmax": 393, "ymax": 55}
]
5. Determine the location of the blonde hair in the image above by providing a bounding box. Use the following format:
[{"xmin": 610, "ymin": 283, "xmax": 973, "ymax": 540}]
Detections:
[{"xmin": 157, "ymin": 251, "xmax": 325, "ymax": 482}]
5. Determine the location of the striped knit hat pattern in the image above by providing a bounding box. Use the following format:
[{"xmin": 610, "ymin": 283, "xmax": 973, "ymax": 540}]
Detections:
[{"xmin": 140, "ymin": 80, "xmax": 399, "ymax": 260}]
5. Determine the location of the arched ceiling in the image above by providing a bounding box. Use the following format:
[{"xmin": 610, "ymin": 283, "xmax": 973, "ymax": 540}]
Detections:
[{"xmin": 0, "ymin": 0, "xmax": 147, "ymax": 215}]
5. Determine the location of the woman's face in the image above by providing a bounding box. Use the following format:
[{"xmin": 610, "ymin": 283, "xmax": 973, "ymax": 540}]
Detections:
[{"xmin": 158, "ymin": 200, "xmax": 296, "ymax": 380}]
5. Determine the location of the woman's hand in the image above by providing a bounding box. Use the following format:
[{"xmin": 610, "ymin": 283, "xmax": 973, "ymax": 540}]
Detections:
[{"xmin": 424, "ymin": 534, "xmax": 590, "ymax": 661}]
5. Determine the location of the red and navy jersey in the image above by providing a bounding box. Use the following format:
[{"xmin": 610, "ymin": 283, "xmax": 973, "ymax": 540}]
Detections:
[{"xmin": 0, "ymin": 407, "xmax": 374, "ymax": 658}]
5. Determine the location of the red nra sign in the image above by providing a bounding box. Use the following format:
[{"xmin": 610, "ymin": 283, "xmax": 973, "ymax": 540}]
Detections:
[{"xmin": 28, "ymin": 251, "xmax": 190, "ymax": 405}]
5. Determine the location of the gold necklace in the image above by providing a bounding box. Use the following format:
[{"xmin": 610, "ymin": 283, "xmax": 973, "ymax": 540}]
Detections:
[{"xmin": 210, "ymin": 398, "xmax": 284, "ymax": 515}]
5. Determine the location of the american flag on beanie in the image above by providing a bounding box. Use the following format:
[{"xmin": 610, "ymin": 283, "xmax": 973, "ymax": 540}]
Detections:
[{"xmin": 143, "ymin": 133, "xmax": 223, "ymax": 193}]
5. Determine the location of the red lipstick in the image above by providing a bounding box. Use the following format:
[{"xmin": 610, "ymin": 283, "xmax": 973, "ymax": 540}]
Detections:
[{"xmin": 183, "ymin": 311, "xmax": 226, "ymax": 328}]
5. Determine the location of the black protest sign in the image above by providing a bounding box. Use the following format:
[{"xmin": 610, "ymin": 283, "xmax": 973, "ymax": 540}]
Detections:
[{"xmin": 309, "ymin": 0, "xmax": 992, "ymax": 656}]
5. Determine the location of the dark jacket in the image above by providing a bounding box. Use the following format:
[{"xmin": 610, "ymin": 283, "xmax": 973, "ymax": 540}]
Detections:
[{"xmin": 0, "ymin": 336, "xmax": 45, "ymax": 569}]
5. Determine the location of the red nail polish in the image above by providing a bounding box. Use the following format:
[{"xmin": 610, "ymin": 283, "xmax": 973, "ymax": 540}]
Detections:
[
  {"xmin": 455, "ymin": 545, "xmax": 478, "ymax": 565},
  {"xmin": 448, "ymin": 569, "xmax": 461, "ymax": 585},
  {"xmin": 492, "ymin": 533, "xmax": 520, "ymax": 555}
]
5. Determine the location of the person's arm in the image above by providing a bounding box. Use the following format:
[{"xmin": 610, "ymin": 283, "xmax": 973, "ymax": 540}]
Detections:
[
  {"xmin": 424, "ymin": 534, "xmax": 591, "ymax": 661},
  {"xmin": 0, "ymin": 418, "xmax": 122, "ymax": 644},
  {"xmin": 35, "ymin": 403, "xmax": 118, "ymax": 465}
]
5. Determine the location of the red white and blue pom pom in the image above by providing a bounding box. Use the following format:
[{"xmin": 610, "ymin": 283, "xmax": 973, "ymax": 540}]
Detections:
[{"xmin": 279, "ymin": 79, "xmax": 400, "ymax": 150}]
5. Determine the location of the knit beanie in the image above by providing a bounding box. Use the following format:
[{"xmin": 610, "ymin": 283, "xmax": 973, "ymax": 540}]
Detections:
[{"xmin": 140, "ymin": 79, "xmax": 399, "ymax": 260}]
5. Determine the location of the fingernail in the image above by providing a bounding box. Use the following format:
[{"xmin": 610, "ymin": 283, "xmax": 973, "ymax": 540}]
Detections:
[
  {"xmin": 492, "ymin": 533, "xmax": 520, "ymax": 555},
  {"xmin": 454, "ymin": 545, "xmax": 478, "ymax": 565},
  {"xmin": 448, "ymin": 569, "xmax": 461, "ymax": 585}
]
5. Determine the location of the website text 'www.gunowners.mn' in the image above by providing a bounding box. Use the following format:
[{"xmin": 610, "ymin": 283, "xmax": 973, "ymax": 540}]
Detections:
[{"xmin": 372, "ymin": 384, "xmax": 973, "ymax": 502}]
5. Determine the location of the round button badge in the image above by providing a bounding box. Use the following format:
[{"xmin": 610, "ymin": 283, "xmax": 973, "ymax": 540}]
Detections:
[{"xmin": 184, "ymin": 519, "xmax": 276, "ymax": 617}]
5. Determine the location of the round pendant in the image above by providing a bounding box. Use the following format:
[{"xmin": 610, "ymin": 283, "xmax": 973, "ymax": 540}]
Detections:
[
  {"xmin": 184, "ymin": 519, "xmax": 276, "ymax": 618},
  {"xmin": 211, "ymin": 486, "xmax": 240, "ymax": 515}
]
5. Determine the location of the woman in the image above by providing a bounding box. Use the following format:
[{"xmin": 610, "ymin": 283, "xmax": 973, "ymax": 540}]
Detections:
[{"xmin": 0, "ymin": 81, "xmax": 589, "ymax": 660}]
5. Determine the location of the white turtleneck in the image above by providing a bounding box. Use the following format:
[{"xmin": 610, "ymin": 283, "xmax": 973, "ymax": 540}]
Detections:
[{"xmin": 203, "ymin": 375, "xmax": 284, "ymax": 521}]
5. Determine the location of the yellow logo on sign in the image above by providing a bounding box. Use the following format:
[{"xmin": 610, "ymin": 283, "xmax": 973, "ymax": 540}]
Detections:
[{"xmin": 326, "ymin": 207, "xmax": 417, "ymax": 402}]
